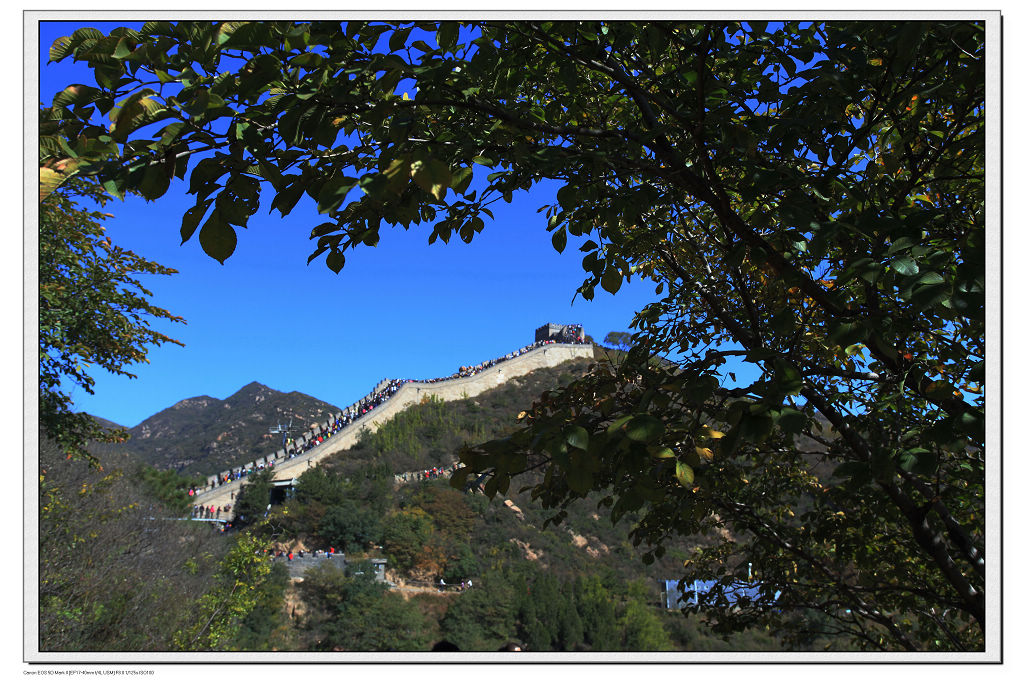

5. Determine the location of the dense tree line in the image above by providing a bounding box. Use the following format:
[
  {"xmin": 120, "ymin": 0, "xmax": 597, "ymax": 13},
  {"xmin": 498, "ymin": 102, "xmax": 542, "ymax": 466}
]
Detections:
[{"xmin": 39, "ymin": 439, "xmax": 278, "ymax": 651}]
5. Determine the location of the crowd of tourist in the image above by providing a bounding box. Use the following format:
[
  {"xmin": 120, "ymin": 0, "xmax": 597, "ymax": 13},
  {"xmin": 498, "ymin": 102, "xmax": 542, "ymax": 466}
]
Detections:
[
  {"xmin": 394, "ymin": 463, "xmax": 463, "ymax": 485},
  {"xmin": 406, "ymin": 336, "xmax": 586, "ymax": 385},
  {"xmin": 438, "ymin": 578, "xmax": 473, "ymax": 592},
  {"xmin": 193, "ymin": 334, "xmax": 589, "ymax": 496},
  {"xmin": 205, "ymin": 459, "xmax": 276, "ymax": 488},
  {"xmin": 191, "ymin": 503, "xmax": 231, "ymax": 519},
  {"xmin": 271, "ymin": 547, "xmax": 340, "ymax": 561}
]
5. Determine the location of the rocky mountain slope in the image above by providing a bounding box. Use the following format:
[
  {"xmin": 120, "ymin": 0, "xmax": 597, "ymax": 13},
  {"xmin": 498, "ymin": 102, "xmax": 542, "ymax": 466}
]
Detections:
[{"xmin": 93, "ymin": 381, "xmax": 340, "ymax": 478}]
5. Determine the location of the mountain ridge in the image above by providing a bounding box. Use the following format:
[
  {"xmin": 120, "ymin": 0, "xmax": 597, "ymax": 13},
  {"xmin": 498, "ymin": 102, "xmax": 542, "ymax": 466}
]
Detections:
[{"xmin": 90, "ymin": 380, "xmax": 341, "ymax": 478}]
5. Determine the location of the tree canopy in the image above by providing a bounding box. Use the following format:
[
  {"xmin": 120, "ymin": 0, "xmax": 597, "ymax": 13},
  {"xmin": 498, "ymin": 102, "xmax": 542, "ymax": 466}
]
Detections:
[
  {"xmin": 603, "ymin": 331, "xmax": 633, "ymax": 351},
  {"xmin": 39, "ymin": 179, "xmax": 184, "ymax": 462},
  {"xmin": 40, "ymin": 20, "xmax": 986, "ymax": 651}
]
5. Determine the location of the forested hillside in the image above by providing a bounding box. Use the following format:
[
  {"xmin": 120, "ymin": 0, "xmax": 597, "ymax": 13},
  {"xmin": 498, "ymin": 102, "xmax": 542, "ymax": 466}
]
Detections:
[
  {"xmin": 229, "ymin": 358, "xmax": 844, "ymax": 652},
  {"xmin": 38, "ymin": 437, "xmax": 287, "ymax": 651},
  {"xmin": 40, "ymin": 351, "xmax": 847, "ymax": 653}
]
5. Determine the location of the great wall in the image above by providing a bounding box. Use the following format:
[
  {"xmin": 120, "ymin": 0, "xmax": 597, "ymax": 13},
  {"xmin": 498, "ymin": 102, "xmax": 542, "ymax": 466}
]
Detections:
[{"xmin": 191, "ymin": 338, "xmax": 594, "ymax": 512}]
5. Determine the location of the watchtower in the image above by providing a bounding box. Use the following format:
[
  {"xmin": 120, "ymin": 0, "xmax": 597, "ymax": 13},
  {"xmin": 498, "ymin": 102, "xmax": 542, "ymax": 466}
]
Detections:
[{"xmin": 534, "ymin": 322, "xmax": 585, "ymax": 343}]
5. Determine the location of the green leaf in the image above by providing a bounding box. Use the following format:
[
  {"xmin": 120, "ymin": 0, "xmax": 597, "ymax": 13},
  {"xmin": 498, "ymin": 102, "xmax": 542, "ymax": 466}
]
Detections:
[
  {"xmin": 922, "ymin": 379, "xmax": 956, "ymax": 402},
  {"xmin": 137, "ymin": 162, "xmax": 171, "ymax": 201},
  {"xmin": 180, "ymin": 199, "xmax": 211, "ymax": 243},
  {"xmin": 389, "ymin": 26, "xmax": 413, "ymax": 52},
  {"xmin": 557, "ymin": 184, "xmax": 577, "ymax": 208},
  {"xmin": 773, "ymin": 359, "xmax": 804, "ymax": 395},
  {"xmin": 885, "ymin": 236, "xmax": 917, "ymax": 255},
  {"xmin": 411, "ymin": 157, "xmax": 451, "ymax": 201},
  {"xmin": 675, "ymin": 461, "xmax": 695, "ymax": 486},
  {"xmin": 914, "ymin": 271, "xmax": 946, "ymax": 286},
  {"xmin": 359, "ymin": 174, "xmax": 391, "ymax": 201},
  {"xmin": 955, "ymin": 409, "xmax": 984, "ymax": 443},
  {"xmin": 775, "ymin": 407, "xmax": 807, "ymax": 434},
  {"xmin": 317, "ymin": 176, "xmax": 357, "ymax": 214},
  {"xmin": 833, "ymin": 461, "xmax": 871, "ymax": 486},
  {"xmin": 437, "ymin": 22, "xmax": 459, "ymax": 53},
  {"xmin": 551, "ymin": 226, "xmax": 567, "ymax": 253},
  {"xmin": 826, "ymin": 321, "xmax": 867, "ymax": 348},
  {"xmin": 49, "ymin": 35, "xmax": 76, "ymax": 62},
  {"xmin": 198, "ymin": 212, "xmax": 237, "ymax": 264},
  {"xmin": 450, "ymin": 166, "xmax": 473, "ymax": 194},
  {"xmin": 607, "ymin": 415, "xmax": 633, "ymax": 434},
  {"xmin": 898, "ymin": 448, "xmax": 939, "ymax": 476},
  {"xmin": 112, "ymin": 36, "xmax": 132, "ymax": 59},
  {"xmin": 100, "ymin": 177, "xmax": 125, "ymax": 201},
  {"xmin": 624, "ymin": 414, "xmax": 664, "ymax": 443},
  {"xmin": 52, "ymin": 84, "xmax": 101, "ymax": 110},
  {"xmin": 719, "ymin": 425, "xmax": 743, "ymax": 458},
  {"xmin": 325, "ymin": 250, "xmax": 346, "ymax": 274},
  {"xmin": 270, "ymin": 182, "xmax": 304, "ymax": 217},
  {"xmin": 601, "ymin": 266, "xmax": 623, "ymax": 294},
  {"xmin": 566, "ymin": 465, "xmax": 593, "ymax": 495},
  {"xmin": 449, "ymin": 466, "xmax": 470, "ymax": 489},
  {"xmin": 908, "ymin": 283, "xmax": 949, "ymax": 311},
  {"xmin": 565, "ymin": 425, "xmax": 589, "ymax": 450},
  {"xmin": 110, "ymin": 89, "xmax": 163, "ymax": 141},
  {"xmin": 890, "ymin": 255, "xmax": 919, "ymax": 276}
]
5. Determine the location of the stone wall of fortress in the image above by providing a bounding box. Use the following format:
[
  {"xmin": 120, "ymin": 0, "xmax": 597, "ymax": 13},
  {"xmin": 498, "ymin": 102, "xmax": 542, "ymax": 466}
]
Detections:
[{"xmin": 192, "ymin": 342, "xmax": 593, "ymax": 511}]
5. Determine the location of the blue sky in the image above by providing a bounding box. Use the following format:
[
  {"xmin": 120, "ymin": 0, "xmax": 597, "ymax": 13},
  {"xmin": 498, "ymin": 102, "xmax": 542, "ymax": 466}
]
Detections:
[{"xmin": 38, "ymin": 21, "xmax": 662, "ymax": 427}]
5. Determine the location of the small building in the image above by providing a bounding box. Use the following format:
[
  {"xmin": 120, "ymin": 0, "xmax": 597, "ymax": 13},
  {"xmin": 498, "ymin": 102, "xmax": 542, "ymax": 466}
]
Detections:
[
  {"xmin": 269, "ymin": 477, "xmax": 298, "ymax": 505},
  {"xmin": 346, "ymin": 558, "xmax": 390, "ymax": 585}
]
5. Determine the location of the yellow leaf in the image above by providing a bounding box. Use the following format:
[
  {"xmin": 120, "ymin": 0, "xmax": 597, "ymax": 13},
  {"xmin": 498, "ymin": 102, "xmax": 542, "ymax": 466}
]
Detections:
[
  {"xmin": 699, "ymin": 424, "xmax": 725, "ymax": 439},
  {"xmin": 695, "ymin": 447, "xmax": 714, "ymax": 460}
]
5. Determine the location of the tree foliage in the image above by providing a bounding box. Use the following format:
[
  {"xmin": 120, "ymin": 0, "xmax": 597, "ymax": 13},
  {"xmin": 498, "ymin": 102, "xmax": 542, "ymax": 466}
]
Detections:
[
  {"xmin": 299, "ymin": 563, "xmax": 432, "ymax": 651},
  {"xmin": 603, "ymin": 331, "xmax": 633, "ymax": 351},
  {"xmin": 43, "ymin": 20, "xmax": 986, "ymax": 651},
  {"xmin": 380, "ymin": 508, "xmax": 435, "ymax": 575},
  {"xmin": 441, "ymin": 562, "xmax": 676, "ymax": 651},
  {"xmin": 38, "ymin": 439, "xmax": 227, "ymax": 651},
  {"xmin": 173, "ymin": 531, "xmax": 275, "ymax": 650},
  {"xmin": 39, "ymin": 179, "xmax": 183, "ymax": 463},
  {"xmin": 137, "ymin": 465, "xmax": 203, "ymax": 512},
  {"xmin": 317, "ymin": 500, "xmax": 381, "ymax": 553},
  {"xmin": 232, "ymin": 469, "xmax": 273, "ymax": 525}
]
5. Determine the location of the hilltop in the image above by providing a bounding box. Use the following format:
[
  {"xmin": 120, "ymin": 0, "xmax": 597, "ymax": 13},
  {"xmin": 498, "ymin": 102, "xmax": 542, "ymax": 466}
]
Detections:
[{"xmin": 91, "ymin": 381, "xmax": 341, "ymax": 478}]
